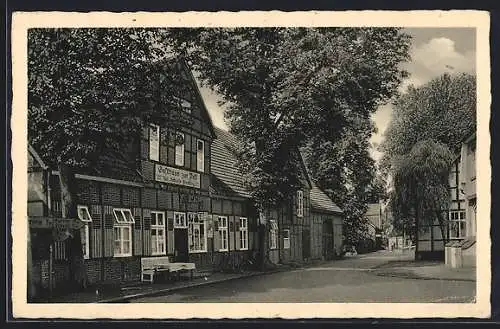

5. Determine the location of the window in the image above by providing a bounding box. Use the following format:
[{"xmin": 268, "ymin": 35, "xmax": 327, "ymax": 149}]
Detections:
[
  {"xmin": 218, "ymin": 216, "xmax": 228, "ymax": 251},
  {"xmin": 174, "ymin": 212, "xmax": 187, "ymax": 228},
  {"xmin": 77, "ymin": 205, "xmax": 92, "ymax": 259},
  {"xmin": 197, "ymin": 139, "xmax": 205, "ymax": 173},
  {"xmin": 114, "ymin": 225, "xmax": 132, "ymax": 257},
  {"xmin": 283, "ymin": 229, "xmax": 290, "ymax": 250},
  {"xmin": 151, "ymin": 211, "xmax": 166, "ymax": 255},
  {"xmin": 188, "ymin": 212, "xmax": 207, "ymax": 253},
  {"xmin": 113, "ymin": 208, "xmax": 135, "ymax": 224},
  {"xmin": 77, "ymin": 206, "xmax": 92, "ymax": 258},
  {"xmin": 239, "ymin": 217, "xmax": 248, "ymax": 250},
  {"xmin": 297, "ymin": 190, "xmax": 304, "ymax": 218},
  {"xmin": 449, "ymin": 210, "xmax": 466, "ymax": 239},
  {"xmin": 113, "ymin": 208, "xmax": 134, "ymax": 257},
  {"xmin": 149, "ymin": 124, "xmax": 160, "ymax": 161},
  {"xmin": 269, "ymin": 220, "xmax": 278, "ymax": 249},
  {"xmin": 175, "ymin": 132, "xmax": 185, "ymax": 166},
  {"xmin": 180, "ymin": 99, "xmax": 192, "ymax": 114},
  {"xmin": 173, "ymin": 96, "xmax": 192, "ymax": 114}
]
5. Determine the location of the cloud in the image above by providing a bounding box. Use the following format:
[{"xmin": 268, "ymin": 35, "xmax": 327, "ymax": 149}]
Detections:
[
  {"xmin": 403, "ymin": 37, "xmax": 476, "ymax": 90},
  {"xmin": 371, "ymin": 37, "xmax": 476, "ymax": 161}
]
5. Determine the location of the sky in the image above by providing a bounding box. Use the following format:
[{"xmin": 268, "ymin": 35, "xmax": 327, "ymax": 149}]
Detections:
[{"xmin": 196, "ymin": 28, "xmax": 477, "ymax": 161}]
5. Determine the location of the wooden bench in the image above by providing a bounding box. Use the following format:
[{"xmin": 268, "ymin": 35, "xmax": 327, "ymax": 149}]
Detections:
[{"xmin": 141, "ymin": 256, "xmax": 196, "ymax": 283}]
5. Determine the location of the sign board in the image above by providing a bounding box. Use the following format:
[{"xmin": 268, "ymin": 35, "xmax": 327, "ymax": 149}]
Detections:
[
  {"xmin": 29, "ymin": 217, "xmax": 84, "ymax": 230},
  {"xmin": 155, "ymin": 164, "xmax": 200, "ymax": 188}
]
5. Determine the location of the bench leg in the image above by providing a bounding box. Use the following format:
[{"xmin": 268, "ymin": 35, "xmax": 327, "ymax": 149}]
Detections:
[
  {"xmin": 190, "ymin": 270, "xmax": 193, "ymax": 280},
  {"xmin": 177, "ymin": 271, "xmax": 180, "ymax": 281}
]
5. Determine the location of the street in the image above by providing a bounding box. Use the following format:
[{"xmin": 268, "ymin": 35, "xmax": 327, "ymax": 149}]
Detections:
[{"xmin": 132, "ymin": 251, "xmax": 476, "ymax": 303}]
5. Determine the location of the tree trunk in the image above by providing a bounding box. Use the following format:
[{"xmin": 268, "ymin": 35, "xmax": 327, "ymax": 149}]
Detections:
[{"xmin": 57, "ymin": 163, "xmax": 88, "ymax": 290}]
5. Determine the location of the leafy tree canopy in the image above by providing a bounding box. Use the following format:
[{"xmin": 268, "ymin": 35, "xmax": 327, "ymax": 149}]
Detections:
[
  {"xmin": 164, "ymin": 27, "xmax": 411, "ymax": 210},
  {"xmin": 29, "ymin": 28, "xmax": 191, "ymax": 168}
]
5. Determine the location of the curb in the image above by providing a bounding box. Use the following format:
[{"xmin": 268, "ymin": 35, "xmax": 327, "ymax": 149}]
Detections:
[
  {"xmin": 372, "ymin": 270, "xmax": 476, "ymax": 282},
  {"xmin": 98, "ymin": 268, "xmax": 287, "ymax": 303}
]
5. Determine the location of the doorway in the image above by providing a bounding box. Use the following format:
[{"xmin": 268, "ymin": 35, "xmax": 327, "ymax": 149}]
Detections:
[{"xmin": 174, "ymin": 228, "xmax": 189, "ymax": 262}]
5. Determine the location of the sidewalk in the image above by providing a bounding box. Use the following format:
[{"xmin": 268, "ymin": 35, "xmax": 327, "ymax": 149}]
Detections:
[
  {"xmin": 372, "ymin": 260, "xmax": 476, "ymax": 282},
  {"xmin": 33, "ymin": 263, "xmax": 303, "ymax": 304}
]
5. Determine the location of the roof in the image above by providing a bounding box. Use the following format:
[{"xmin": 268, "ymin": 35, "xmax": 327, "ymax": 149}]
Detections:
[
  {"xmin": 80, "ymin": 149, "xmax": 143, "ymax": 182},
  {"xmin": 211, "ymin": 128, "xmax": 343, "ymax": 214},
  {"xmin": 210, "ymin": 127, "xmax": 251, "ymax": 198},
  {"xmin": 29, "ymin": 145, "xmax": 143, "ymax": 183},
  {"xmin": 310, "ymin": 184, "xmax": 343, "ymax": 214}
]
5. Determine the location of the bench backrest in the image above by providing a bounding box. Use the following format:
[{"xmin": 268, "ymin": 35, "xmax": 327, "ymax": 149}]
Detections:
[{"xmin": 141, "ymin": 256, "xmax": 170, "ymax": 270}]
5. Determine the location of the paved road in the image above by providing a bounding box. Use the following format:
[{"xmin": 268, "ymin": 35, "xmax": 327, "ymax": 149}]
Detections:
[{"xmin": 133, "ymin": 251, "xmax": 476, "ymax": 303}]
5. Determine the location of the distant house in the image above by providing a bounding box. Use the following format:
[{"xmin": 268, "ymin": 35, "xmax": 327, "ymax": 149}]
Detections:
[
  {"xmin": 364, "ymin": 202, "xmax": 383, "ymax": 250},
  {"xmin": 416, "ymin": 132, "xmax": 476, "ymax": 262}
]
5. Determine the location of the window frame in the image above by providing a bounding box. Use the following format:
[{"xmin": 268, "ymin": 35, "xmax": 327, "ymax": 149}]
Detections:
[
  {"xmin": 188, "ymin": 212, "xmax": 208, "ymax": 253},
  {"xmin": 113, "ymin": 224, "xmax": 132, "ymax": 257},
  {"xmin": 174, "ymin": 211, "xmax": 187, "ymax": 228},
  {"xmin": 113, "ymin": 208, "xmax": 135, "ymax": 224},
  {"xmin": 77, "ymin": 205, "xmax": 92, "ymax": 259},
  {"xmin": 283, "ymin": 229, "xmax": 291, "ymax": 250},
  {"xmin": 269, "ymin": 220, "xmax": 278, "ymax": 249},
  {"xmin": 218, "ymin": 216, "xmax": 229, "ymax": 252},
  {"xmin": 77, "ymin": 205, "xmax": 92, "ymax": 223},
  {"xmin": 297, "ymin": 190, "xmax": 304, "ymax": 218},
  {"xmin": 239, "ymin": 217, "xmax": 248, "ymax": 251},
  {"xmin": 175, "ymin": 132, "xmax": 185, "ymax": 167},
  {"xmin": 149, "ymin": 123, "xmax": 160, "ymax": 162},
  {"xmin": 197, "ymin": 139, "xmax": 205, "ymax": 173},
  {"xmin": 81, "ymin": 224, "xmax": 90, "ymax": 259},
  {"xmin": 151, "ymin": 211, "xmax": 166, "ymax": 256},
  {"xmin": 448, "ymin": 210, "xmax": 467, "ymax": 239}
]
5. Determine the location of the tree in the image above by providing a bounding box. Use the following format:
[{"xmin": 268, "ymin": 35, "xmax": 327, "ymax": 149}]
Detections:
[
  {"xmin": 28, "ymin": 28, "xmax": 190, "ymax": 288},
  {"xmin": 165, "ymin": 27, "xmax": 411, "ymax": 267},
  {"xmin": 381, "ymin": 73, "xmax": 476, "ymax": 257},
  {"xmin": 390, "ymin": 140, "xmax": 454, "ymax": 256}
]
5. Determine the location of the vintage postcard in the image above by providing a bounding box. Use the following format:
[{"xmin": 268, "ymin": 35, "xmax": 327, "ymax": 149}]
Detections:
[{"xmin": 10, "ymin": 10, "xmax": 491, "ymax": 319}]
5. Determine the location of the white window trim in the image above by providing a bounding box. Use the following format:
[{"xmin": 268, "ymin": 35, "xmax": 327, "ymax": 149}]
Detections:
[
  {"xmin": 151, "ymin": 211, "xmax": 166, "ymax": 256},
  {"xmin": 239, "ymin": 217, "xmax": 248, "ymax": 251},
  {"xmin": 77, "ymin": 205, "xmax": 92, "ymax": 223},
  {"xmin": 114, "ymin": 224, "xmax": 132, "ymax": 257},
  {"xmin": 297, "ymin": 190, "xmax": 304, "ymax": 218},
  {"xmin": 113, "ymin": 208, "xmax": 135, "ymax": 224},
  {"xmin": 269, "ymin": 220, "xmax": 278, "ymax": 250},
  {"xmin": 197, "ymin": 139, "xmax": 205, "ymax": 173},
  {"xmin": 218, "ymin": 216, "xmax": 229, "ymax": 252},
  {"xmin": 283, "ymin": 229, "xmax": 290, "ymax": 250},
  {"xmin": 81, "ymin": 224, "xmax": 90, "ymax": 259},
  {"xmin": 188, "ymin": 212, "xmax": 208, "ymax": 253},
  {"xmin": 175, "ymin": 132, "xmax": 185, "ymax": 167},
  {"xmin": 149, "ymin": 124, "xmax": 160, "ymax": 161},
  {"xmin": 174, "ymin": 211, "xmax": 187, "ymax": 228},
  {"xmin": 77, "ymin": 205, "xmax": 92, "ymax": 260},
  {"xmin": 449, "ymin": 210, "xmax": 467, "ymax": 239}
]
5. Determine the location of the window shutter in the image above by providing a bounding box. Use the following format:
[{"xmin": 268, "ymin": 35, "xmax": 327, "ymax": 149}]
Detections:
[
  {"xmin": 103, "ymin": 206, "xmax": 114, "ymax": 257},
  {"xmin": 143, "ymin": 209, "xmax": 152, "ymax": 256},
  {"xmin": 90, "ymin": 204, "xmax": 102, "ymax": 258},
  {"xmin": 133, "ymin": 207, "xmax": 142, "ymax": 256}
]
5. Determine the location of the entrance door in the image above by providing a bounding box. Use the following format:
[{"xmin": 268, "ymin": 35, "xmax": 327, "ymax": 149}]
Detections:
[
  {"xmin": 302, "ymin": 228, "xmax": 311, "ymax": 260},
  {"xmin": 174, "ymin": 228, "xmax": 189, "ymax": 262}
]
